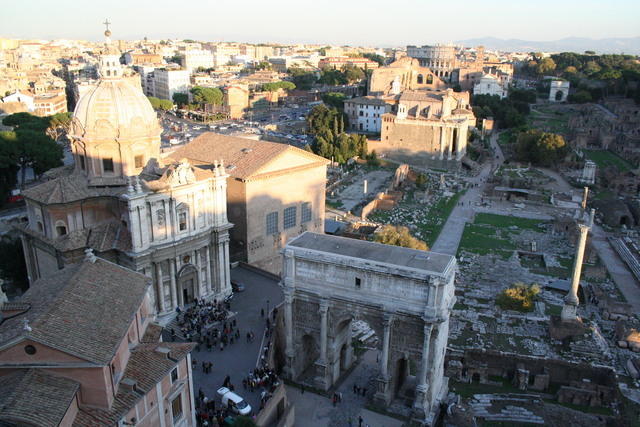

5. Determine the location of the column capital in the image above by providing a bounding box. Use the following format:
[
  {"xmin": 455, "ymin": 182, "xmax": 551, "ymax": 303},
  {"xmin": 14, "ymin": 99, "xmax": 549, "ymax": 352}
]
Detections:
[
  {"xmin": 578, "ymin": 223, "xmax": 590, "ymax": 233},
  {"xmin": 319, "ymin": 298, "xmax": 330, "ymax": 314},
  {"xmin": 382, "ymin": 312, "xmax": 394, "ymax": 328},
  {"xmin": 283, "ymin": 288, "xmax": 294, "ymax": 303},
  {"xmin": 423, "ymin": 323, "xmax": 434, "ymax": 336}
]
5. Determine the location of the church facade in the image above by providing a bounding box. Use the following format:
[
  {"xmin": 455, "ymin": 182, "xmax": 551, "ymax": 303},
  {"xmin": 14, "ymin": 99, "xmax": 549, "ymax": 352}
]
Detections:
[{"xmin": 19, "ymin": 30, "xmax": 232, "ymax": 315}]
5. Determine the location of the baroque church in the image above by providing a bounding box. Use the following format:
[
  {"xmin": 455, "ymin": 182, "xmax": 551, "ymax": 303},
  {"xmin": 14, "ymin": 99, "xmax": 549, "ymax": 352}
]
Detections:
[{"xmin": 19, "ymin": 29, "xmax": 233, "ymax": 314}]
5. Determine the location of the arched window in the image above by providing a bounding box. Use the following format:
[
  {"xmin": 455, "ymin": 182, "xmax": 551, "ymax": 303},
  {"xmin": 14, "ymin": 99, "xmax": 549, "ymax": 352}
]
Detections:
[
  {"xmin": 427, "ymin": 75, "xmax": 434, "ymax": 84},
  {"xmin": 37, "ymin": 221, "xmax": 43, "ymax": 232},
  {"xmin": 417, "ymin": 74, "xmax": 424, "ymax": 84}
]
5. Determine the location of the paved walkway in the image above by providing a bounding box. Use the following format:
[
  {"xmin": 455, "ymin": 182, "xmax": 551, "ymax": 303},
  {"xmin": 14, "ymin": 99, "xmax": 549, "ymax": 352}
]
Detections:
[
  {"xmin": 431, "ymin": 133, "xmax": 503, "ymax": 255},
  {"xmin": 590, "ymin": 225, "xmax": 640, "ymax": 312},
  {"xmin": 287, "ymin": 350, "xmax": 404, "ymax": 427}
]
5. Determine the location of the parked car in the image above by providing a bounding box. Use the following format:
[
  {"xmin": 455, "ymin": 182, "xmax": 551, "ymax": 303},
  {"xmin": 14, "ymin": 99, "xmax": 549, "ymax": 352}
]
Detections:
[
  {"xmin": 231, "ymin": 280, "xmax": 245, "ymax": 292},
  {"xmin": 217, "ymin": 387, "xmax": 251, "ymax": 415}
]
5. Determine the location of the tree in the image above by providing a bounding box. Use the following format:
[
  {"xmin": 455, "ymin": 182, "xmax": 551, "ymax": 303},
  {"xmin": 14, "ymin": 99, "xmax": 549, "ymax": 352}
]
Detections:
[
  {"xmin": 147, "ymin": 96, "xmax": 162, "ymax": 109},
  {"xmin": 342, "ymin": 64, "xmax": 365, "ymax": 83},
  {"xmin": 255, "ymin": 61, "xmax": 271, "ymax": 70},
  {"xmin": 415, "ymin": 173, "xmax": 427, "ymax": 189},
  {"xmin": 374, "ymin": 225, "xmax": 428, "ymax": 251},
  {"xmin": 172, "ymin": 92, "xmax": 189, "ymax": 107},
  {"xmin": 496, "ymin": 282, "xmax": 540, "ymax": 312},
  {"xmin": 536, "ymin": 57, "xmax": 556, "ymax": 75},
  {"xmin": 2, "ymin": 112, "xmax": 49, "ymax": 132},
  {"xmin": 233, "ymin": 417, "xmax": 257, "ymax": 427},
  {"xmin": 0, "ymin": 132, "xmax": 19, "ymax": 206},
  {"xmin": 568, "ymin": 90, "xmax": 592, "ymax": 103},
  {"xmin": 190, "ymin": 86, "xmax": 223, "ymax": 106},
  {"xmin": 362, "ymin": 53, "xmax": 385, "ymax": 66},
  {"xmin": 0, "ymin": 237, "xmax": 28, "ymax": 291},
  {"xmin": 288, "ymin": 67, "xmax": 317, "ymax": 90},
  {"xmin": 321, "ymin": 92, "xmax": 346, "ymax": 110},
  {"xmin": 46, "ymin": 112, "xmax": 72, "ymax": 141},
  {"xmin": 515, "ymin": 129, "xmax": 567, "ymax": 166},
  {"xmin": 0, "ymin": 129, "xmax": 63, "ymax": 188},
  {"xmin": 261, "ymin": 81, "xmax": 296, "ymax": 92}
]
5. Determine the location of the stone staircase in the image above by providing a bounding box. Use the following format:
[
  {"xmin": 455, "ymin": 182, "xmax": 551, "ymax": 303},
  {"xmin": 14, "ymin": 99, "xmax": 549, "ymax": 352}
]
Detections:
[{"xmin": 470, "ymin": 394, "xmax": 545, "ymax": 425}]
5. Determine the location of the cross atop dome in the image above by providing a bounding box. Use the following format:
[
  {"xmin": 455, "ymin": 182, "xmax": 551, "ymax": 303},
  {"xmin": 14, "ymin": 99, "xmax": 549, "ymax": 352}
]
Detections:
[{"xmin": 103, "ymin": 19, "xmax": 112, "ymax": 38}]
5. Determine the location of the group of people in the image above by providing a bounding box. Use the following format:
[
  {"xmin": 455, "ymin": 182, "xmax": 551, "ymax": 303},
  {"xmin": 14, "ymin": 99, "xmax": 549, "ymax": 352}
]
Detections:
[
  {"xmin": 172, "ymin": 298, "xmax": 230, "ymax": 341},
  {"xmin": 195, "ymin": 388, "xmax": 236, "ymax": 427}
]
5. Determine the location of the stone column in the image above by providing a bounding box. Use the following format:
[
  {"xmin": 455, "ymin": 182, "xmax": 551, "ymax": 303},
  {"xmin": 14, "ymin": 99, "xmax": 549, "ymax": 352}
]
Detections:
[
  {"xmin": 447, "ymin": 129, "xmax": 454, "ymax": 160},
  {"xmin": 374, "ymin": 313, "xmax": 393, "ymax": 406},
  {"xmin": 192, "ymin": 249, "xmax": 200, "ymax": 299},
  {"xmin": 413, "ymin": 323, "xmax": 434, "ymax": 418},
  {"xmin": 205, "ymin": 245, "xmax": 212, "ymax": 294},
  {"xmin": 315, "ymin": 299, "xmax": 330, "ymax": 390},
  {"xmin": 171, "ymin": 257, "xmax": 180, "ymax": 309},
  {"xmin": 154, "ymin": 262, "xmax": 166, "ymax": 313},
  {"xmin": 223, "ymin": 240, "xmax": 231, "ymax": 294},
  {"xmin": 439, "ymin": 127, "xmax": 446, "ymax": 160},
  {"xmin": 283, "ymin": 289, "xmax": 295, "ymax": 379},
  {"xmin": 561, "ymin": 223, "xmax": 590, "ymax": 321},
  {"xmin": 455, "ymin": 126, "xmax": 465, "ymax": 160}
]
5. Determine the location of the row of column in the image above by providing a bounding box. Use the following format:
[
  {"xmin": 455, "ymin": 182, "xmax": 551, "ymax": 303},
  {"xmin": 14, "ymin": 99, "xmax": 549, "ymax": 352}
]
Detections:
[
  {"xmin": 152, "ymin": 243, "xmax": 228, "ymax": 313},
  {"xmin": 438, "ymin": 126, "xmax": 465, "ymax": 161}
]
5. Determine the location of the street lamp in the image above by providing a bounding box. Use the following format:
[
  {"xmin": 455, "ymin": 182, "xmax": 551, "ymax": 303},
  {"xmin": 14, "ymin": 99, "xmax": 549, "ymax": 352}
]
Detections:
[{"xmin": 266, "ymin": 299, "xmax": 270, "ymax": 315}]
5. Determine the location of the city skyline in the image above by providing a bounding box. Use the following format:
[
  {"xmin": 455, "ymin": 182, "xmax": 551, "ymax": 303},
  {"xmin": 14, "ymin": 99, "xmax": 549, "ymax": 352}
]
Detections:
[{"xmin": 1, "ymin": 0, "xmax": 639, "ymax": 46}]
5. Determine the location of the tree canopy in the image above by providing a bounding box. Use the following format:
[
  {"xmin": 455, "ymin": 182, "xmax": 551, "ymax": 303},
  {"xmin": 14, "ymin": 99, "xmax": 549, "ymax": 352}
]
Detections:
[
  {"xmin": 515, "ymin": 129, "xmax": 567, "ymax": 166},
  {"xmin": 287, "ymin": 67, "xmax": 317, "ymax": 90},
  {"xmin": 147, "ymin": 96, "xmax": 174, "ymax": 111},
  {"xmin": 0, "ymin": 237, "xmax": 28, "ymax": 290},
  {"xmin": 172, "ymin": 92, "xmax": 189, "ymax": 107},
  {"xmin": 321, "ymin": 92, "xmax": 346, "ymax": 110},
  {"xmin": 306, "ymin": 104, "xmax": 367, "ymax": 164},
  {"xmin": 260, "ymin": 81, "xmax": 296, "ymax": 92},
  {"xmin": 374, "ymin": 225, "xmax": 428, "ymax": 251},
  {"xmin": 190, "ymin": 86, "xmax": 223, "ymax": 106},
  {"xmin": 471, "ymin": 93, "xmax": 530, "ymax": 129}
]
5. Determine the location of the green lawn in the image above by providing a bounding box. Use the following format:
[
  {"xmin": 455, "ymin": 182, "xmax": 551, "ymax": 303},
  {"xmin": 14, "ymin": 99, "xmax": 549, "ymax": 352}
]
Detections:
[
  {"xmin": 458, "ymin": 223, "xmax": 515, "ymax": 257},
  {"xmin": 584, "ymin": 149, "xmax": 633, "ymax": 172},
  {"xmin": 474, "ymin": 213, "xmax": 546, "ymax": 232}
]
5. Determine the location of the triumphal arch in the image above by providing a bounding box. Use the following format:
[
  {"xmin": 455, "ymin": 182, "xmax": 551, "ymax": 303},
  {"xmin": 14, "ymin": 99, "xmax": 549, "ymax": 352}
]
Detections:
[{"xmin": 281, "ymin": 232, "xmax": 456, "ymax": 424}]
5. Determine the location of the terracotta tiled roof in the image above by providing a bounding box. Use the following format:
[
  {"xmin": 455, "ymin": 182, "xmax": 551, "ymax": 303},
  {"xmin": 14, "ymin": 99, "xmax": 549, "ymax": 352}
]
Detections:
[
  {"xmin": 74, "ymin": 343, "xmax": 194, "ymax": 426},
  {"xmin": 0, "ymin": 369, "xmax": 80, "ymax": 427},
  {"xmin": 168, "ymin": 132, "xmax": 328, "ymax": 181},
  {"xmin": 22, "ymin": 167, "xmax": 124, "ymax": 204},
  {"xmin": 140, "ymin": 323, "xmax": 164, "ymax": 343},
  {"xmin": 0, "ymin": 259, "xmax": 150, "ymax": 365}
]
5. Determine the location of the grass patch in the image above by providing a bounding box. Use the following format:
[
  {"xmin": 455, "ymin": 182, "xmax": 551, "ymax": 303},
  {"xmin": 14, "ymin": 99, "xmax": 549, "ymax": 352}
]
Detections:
[
  {"xmin": 458, "ymin": 223, "xmax": 516, "ymax": 256},
  {"xmin": 474, "ymin": 213, "xmax": 546, "ymax": 231},
  {"xmin": 584, "ymin": 149, "xmax": 633, "ymax": 172},
  {"xmin": 545, "ymin": 304, "xmax": 562, "ymax": 316},
  {"xmin": 325, "ymin": 199, "xmax": 343, "ymax": 209}
]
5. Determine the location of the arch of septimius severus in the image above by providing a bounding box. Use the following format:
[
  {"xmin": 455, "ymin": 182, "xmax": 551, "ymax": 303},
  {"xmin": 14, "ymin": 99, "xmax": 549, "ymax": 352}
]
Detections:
[{"xmin": 280, "ymin": 232, "xmax": 456, "ymax": 424}]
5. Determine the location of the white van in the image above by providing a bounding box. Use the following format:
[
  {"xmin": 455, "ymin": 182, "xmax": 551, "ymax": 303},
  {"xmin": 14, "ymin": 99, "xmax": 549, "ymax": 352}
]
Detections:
[{"xmin": 217, "ymin": 387, "xmax": 251, "ymax": 415}]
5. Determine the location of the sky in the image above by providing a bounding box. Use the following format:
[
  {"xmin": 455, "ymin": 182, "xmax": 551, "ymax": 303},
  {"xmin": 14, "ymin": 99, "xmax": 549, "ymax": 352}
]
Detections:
[{"xmin": 1, "ymin": 0, "xmax": 639, "ymax": 46}]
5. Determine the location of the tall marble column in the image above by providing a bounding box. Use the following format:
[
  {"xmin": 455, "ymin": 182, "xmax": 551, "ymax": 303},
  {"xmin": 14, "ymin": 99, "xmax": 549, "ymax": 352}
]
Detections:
[
  {"xmin": 561, "ymin": 223, "xmax": 590, "ymax": 321},
  {"xmin": 283, "ymin": 289, "xmax": 295, "ymax": 378},
  {"xmin": 439, "ymin": 127, "xmax": 447, "ymax": 160},
  {"xmin": 315, "ymin": 299, "xmax": 330, "ymax": 390},
  {"xmin": 374, "ymin": 313, "xmax": 393, "ymax": 406},
  {"xmin": 154, "ymin": 262, "xmax": 166, "ymax": 313},
  {"xmin": 170, "ymin": 258, "xmax": 178, "ymax": 309},
  {"xmin": 413, "ymin": 323, "xmax": 433, "ymax": 417},
  {"xmin": 205, "ymin": 245, "xmax": 212, "ymax": 294}
]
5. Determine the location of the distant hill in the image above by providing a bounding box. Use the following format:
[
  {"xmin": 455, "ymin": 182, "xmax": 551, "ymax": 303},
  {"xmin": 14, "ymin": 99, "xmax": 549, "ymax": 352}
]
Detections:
[{"xmin": 454, "ymin": 37, "xmax": 640, "ymax": 55}]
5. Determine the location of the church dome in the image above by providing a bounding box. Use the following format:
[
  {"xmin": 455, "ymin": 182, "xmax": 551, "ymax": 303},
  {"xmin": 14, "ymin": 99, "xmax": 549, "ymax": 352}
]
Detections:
[{"xmin": 72, "ymin": 78, "xmax": 160, "ymax": 140}]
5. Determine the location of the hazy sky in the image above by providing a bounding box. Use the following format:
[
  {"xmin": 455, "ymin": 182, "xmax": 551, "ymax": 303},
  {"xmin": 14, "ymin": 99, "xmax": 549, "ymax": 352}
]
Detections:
[{"xmin": 1, "ymin": 0, "xmax": 638, "ymax": 46}]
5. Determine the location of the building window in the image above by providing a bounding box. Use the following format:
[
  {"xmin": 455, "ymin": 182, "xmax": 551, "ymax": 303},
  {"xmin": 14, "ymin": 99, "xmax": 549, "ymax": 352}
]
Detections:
[
  {"xmin": 24, "ymin": 345, "xmax": 37, "ymax": 355},
  {"xmin": 171, "ymin": 367, "xmax": 178, "ymax": 383},
  {"xmin": 355, "ymin": 277, "xmax": 361, "ymax": 288},
  {"xmin": 134, "ymin": 155, "xmax": 144, "ymax": 169},
  {"xmin": 427, "ymin": 75, "xmax": 434, "ymax": 84},
  {"xmin": 359, "ymin": 111, "xmax": 363, "ymax": 117},
  {"xmin": 171, "ymin": 394, "xmax": 183, "ymax": 422},
  {"xmin": 301, "ymin": 202, "xmax": 312, "ymax": 223},
  {"xmin": 55, "ymin": 221, "xmax": 67, "ymax": 236},
  {"xmin": 102, "ymin": 157, "xmax": 114, "ymax": 172},
  {"xmin": 37, "ymin": 221, "xmax": 43, "ymax": 232},
  {"xmin": 79, "ymin": 155, "xmax": 86, "ymax": 170},
  {"xmin": 179, "ymin": 211, "xmax": 188, "ymax": 231},
  {"xmin": 283, "ymin": 206, "xmax": 296, "ymax": 229},
  {"xmin": 417, "ymin": 74, "xmax": 424, "ymax": 84},
  {"xmin": 266, "ymin": 211, "xmax": 278, "ymax": 235}
]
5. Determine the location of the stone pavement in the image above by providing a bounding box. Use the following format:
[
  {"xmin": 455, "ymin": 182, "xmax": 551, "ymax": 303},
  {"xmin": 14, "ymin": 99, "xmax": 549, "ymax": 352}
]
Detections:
[
  {"xmin": 287, "ymin": 350, "xmax": 404, "ymax": 427},
  {"xmin": 166, "ymin": 265, "xmax": 283, "ymax": 414},
  {"xmin": 590, "ymin": 225, "xmax": 640, "ymax": 312}
]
